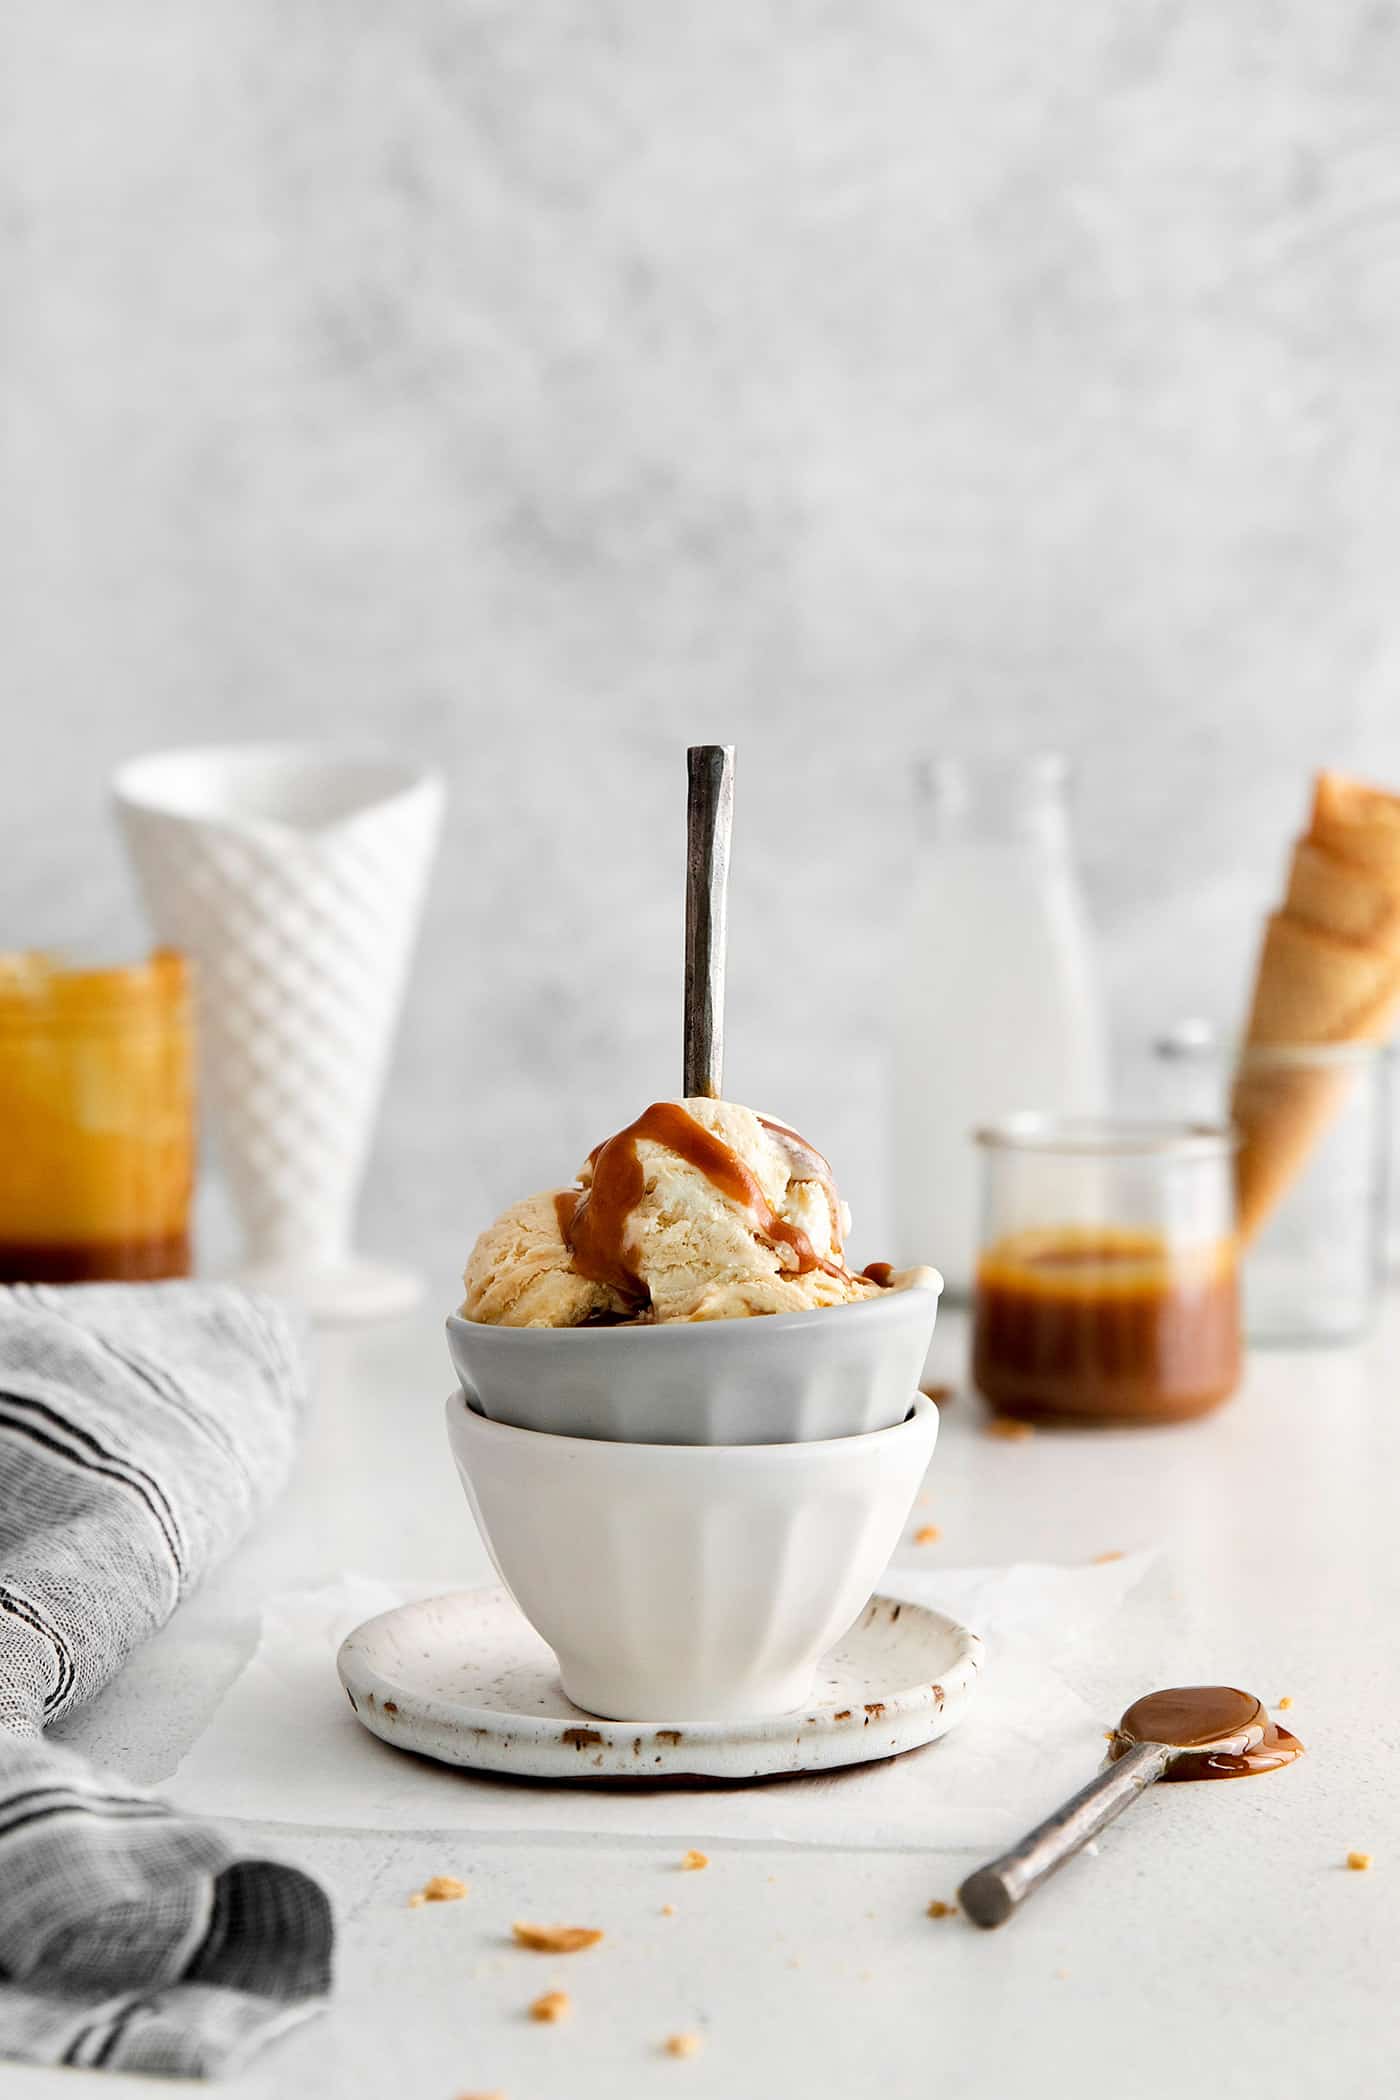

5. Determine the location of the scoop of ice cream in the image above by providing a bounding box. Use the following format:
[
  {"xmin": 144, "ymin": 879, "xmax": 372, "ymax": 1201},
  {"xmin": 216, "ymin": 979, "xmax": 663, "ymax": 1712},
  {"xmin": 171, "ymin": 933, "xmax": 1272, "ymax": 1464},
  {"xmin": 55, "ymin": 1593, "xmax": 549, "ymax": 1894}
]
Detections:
[
  {"xmin": 459, "ymin": 1189, "xmax": 623, "ymax": 1329},
  {"xmin": 460, "ymin": 1097, "xmax": 936, "ymax": 1327}
]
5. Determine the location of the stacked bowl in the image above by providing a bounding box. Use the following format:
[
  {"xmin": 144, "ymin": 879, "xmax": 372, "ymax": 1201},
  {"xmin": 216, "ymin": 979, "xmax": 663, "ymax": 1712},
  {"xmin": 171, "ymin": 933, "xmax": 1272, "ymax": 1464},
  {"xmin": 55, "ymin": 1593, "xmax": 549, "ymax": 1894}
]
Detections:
[{"xmin": 445, "ymin": 1281, "xmax": 943, "ymax": 1722}]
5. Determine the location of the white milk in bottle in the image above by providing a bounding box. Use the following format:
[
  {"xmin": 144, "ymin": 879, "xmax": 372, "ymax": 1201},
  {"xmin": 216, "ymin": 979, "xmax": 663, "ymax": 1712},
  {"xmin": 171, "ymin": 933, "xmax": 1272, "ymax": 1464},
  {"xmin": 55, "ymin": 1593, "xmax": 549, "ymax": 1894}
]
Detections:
[{"xmin": 893, "ymin": 755, "xmax": 1108, "ymax": 1297}]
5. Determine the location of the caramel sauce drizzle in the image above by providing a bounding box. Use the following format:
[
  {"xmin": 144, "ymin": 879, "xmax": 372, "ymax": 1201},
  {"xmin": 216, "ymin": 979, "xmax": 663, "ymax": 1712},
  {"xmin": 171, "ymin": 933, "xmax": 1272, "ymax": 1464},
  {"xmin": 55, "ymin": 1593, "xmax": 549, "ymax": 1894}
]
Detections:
[
  {"xmin": 559, "ymin": 1103, "xmax": 858, "ymax": 1308},
  {"xmin": 758, "ymin": 1115, "xmax": 844, "ymax": 1252}
]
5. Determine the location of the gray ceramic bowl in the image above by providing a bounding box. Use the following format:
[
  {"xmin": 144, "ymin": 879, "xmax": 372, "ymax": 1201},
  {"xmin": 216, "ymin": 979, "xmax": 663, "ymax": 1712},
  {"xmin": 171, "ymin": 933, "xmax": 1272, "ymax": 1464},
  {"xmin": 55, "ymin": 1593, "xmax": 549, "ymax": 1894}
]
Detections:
[{"xmin": 445, "ymin": 1278, "xmax": 942, "ymax": 1445}]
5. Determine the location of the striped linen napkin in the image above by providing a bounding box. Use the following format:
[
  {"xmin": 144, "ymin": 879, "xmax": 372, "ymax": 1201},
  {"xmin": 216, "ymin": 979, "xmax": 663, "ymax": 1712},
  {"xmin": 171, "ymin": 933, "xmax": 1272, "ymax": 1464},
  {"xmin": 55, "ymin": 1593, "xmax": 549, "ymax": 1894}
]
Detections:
[{"xmin": 0, "ymin": 1282, "xmax": 332, "ymax": 2077}]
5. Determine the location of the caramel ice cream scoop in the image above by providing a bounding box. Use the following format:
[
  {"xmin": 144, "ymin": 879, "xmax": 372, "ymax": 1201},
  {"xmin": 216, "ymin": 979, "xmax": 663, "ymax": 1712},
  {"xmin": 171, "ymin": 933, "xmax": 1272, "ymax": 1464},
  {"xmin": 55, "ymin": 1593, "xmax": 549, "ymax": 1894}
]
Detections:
[{"xmin": 461, "ymin": 1098, "xmax": 936, "ymax": 1328}]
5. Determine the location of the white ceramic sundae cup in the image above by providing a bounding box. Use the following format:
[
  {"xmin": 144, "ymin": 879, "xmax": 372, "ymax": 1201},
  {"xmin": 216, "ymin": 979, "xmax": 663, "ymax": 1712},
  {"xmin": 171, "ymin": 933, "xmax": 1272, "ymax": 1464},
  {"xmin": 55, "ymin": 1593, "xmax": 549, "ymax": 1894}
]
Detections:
[{"xmin": 445, "ymin": 1386, "xmax": 939, "ymax": 1721}]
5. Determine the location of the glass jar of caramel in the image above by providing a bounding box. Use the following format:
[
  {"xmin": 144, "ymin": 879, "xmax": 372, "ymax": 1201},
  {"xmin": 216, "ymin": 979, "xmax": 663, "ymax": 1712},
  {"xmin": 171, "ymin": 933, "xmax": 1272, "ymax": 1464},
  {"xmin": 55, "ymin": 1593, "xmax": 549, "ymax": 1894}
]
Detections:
[
  {"xmin": 971, "ymin": 1117, "xmax": 1240, "ymax": 1426},
  {"xmin": 0, "ymin": 950, "xmax": 195, "ymax": 1282}
]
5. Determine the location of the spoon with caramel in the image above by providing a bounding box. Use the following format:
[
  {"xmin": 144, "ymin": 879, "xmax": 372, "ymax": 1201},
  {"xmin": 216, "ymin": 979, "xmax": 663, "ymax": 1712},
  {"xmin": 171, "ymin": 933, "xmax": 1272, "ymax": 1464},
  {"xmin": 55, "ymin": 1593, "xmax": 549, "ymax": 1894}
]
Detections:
[{"xmin": 959, "ymin": 1686, "xmax": 1303, "ymax": 1929}]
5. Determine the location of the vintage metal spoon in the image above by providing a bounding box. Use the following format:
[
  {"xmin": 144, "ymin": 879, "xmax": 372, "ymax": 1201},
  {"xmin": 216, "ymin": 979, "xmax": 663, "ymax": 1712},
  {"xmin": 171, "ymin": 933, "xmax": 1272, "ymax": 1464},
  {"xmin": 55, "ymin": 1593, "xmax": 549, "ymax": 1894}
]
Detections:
[
  {"xmin": 959, "ymin": 1685, "xmax": 1303, "ymax": 1929},
  {"xmin": 683, "ymin": 744, "xmax": 735, "ymax": 1099}
]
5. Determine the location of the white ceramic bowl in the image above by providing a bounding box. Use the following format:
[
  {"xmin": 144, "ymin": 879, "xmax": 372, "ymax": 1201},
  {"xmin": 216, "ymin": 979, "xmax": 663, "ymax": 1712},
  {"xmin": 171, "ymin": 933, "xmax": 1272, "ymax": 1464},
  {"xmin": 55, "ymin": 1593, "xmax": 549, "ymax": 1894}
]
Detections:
[
  {"xmin": 445, "ymin": 1387, "xmax": 939, "ymax": 1721},
  {"xmin": 445, "ymin": 1280, "xmax": 942, "ymax": 1445}
]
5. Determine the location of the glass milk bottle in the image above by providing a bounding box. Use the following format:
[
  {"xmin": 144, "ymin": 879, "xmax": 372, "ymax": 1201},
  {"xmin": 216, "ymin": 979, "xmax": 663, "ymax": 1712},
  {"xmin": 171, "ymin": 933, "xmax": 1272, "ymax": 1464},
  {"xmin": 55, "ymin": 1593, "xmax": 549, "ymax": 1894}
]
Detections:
[{"xmin": 893, "ymin": 755, "xmax": 1109, "ymax": 1298}]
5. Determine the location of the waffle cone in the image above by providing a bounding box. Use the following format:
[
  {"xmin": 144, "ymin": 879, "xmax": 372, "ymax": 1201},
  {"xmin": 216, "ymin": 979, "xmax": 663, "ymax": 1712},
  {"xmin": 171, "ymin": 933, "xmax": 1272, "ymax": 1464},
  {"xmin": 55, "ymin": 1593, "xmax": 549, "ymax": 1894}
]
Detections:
[
  {"xmin": 1285, "ymin": 838, "xmax": 1400, "ymax": 953},
  {"xmin": 1309, "ymin": 771, "xmax": 1400, "ymax": 878},
  {"xmin": 1232, "ymin": 1057, "xmax": 1353, "ymax": 1243},
  {"xmin": 1244, "ymin": 910, "xmax": 1400, "ymax": 1046},
  {"xmin": 1234, "ymin": 909, "xmax": 1400, "ymax": 1243}
]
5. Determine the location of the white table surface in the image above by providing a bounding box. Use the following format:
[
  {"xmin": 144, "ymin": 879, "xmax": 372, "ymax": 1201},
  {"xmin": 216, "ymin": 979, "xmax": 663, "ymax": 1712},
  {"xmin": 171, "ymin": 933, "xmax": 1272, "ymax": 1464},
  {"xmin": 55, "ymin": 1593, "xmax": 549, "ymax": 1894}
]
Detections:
[{"xmin": 11, "ymin": 1299, "xmax": 1400, "ymax": 2100}]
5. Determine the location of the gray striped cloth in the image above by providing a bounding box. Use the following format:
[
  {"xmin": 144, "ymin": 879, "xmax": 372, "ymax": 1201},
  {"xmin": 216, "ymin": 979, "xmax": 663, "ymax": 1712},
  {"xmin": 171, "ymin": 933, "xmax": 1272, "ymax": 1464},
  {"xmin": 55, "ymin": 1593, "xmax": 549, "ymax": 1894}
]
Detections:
[{"xmin": 0, "ymin": 1282, "xmax": 333, "ymax": 2077}]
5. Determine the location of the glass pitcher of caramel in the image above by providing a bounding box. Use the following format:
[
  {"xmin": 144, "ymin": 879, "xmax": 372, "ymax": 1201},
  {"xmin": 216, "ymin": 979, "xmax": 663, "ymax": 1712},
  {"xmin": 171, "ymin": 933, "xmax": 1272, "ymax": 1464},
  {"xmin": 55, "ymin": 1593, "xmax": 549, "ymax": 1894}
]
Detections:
[
  {"xmin": 971, "ymin": 1117, "xmax": 1240, "ymax": 1426},
  {"xmin": 0, "ymin": 951, "xmax": 194, "ymax": 1282}
]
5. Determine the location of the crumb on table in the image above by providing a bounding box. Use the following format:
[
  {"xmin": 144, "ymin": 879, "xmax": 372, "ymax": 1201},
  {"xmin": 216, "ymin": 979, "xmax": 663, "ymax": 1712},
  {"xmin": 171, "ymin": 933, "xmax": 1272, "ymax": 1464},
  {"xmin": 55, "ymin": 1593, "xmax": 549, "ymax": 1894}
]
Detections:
[
  {"xmin": 661, "ymin": 1903, "xmax": 676, "ymax": 1916},
  {"xmin": 1277, "ymin": 1696, "xmax": 1293, "ymax": 1710},
  {"xmin": 529, "ymin": 1990, "xmax": 571, "ymax": 2024},
  {"xmin": 1092, "ymin": 1550, "xmax": 1123, "ymax": 1564},
  {"xmin": 913, "ymin": 1524, "xmax": 941, "ymax": 1546},
  {"xmin": 927, "ymin": 1899, "xmax": 956, "ymax": 1919},
  {"xmin": 986, "ymin": 1417, "xmax": 1035, "ymax": 1441},
  {"xmin": 512, "ymin": 1923, "xmax": 604, "ymax": 1953},
  {"xmin": 409, "ymin": 1874, "xmax": 468, "ymax": 1907},
  {"xmin": 665, "ymin": 2033, "xmax": 703, "ymax": 2059},
  {"xmin": 680, "ymin": 1849, "xmax": 709, "ymax": 1872},
  {"xmin": 1347, "ymin": 1852, "xmax": 1373, "ymax": 1872}
]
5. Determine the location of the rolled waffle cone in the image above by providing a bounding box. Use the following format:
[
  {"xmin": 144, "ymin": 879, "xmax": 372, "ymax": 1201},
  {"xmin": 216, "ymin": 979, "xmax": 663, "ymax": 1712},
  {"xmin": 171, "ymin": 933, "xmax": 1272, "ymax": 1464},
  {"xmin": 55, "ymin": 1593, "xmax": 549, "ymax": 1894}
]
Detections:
[
  {"xmin": 1244, "ymin": 910, "xmax": 1400, "ymax": 1046},
  {"xmin": 1233, "ymin": 1053, "xmax": 1357, "ymax": 1246},
  {"xmin": 1285, "ymin": 838, "xmax": 1400, "ymax": 954},
  {"xmin": 1235, "ymin": 877, "xmax": 1400, "ymax": 1244},
  {"xmin": 1309, "ymin": 771, "xmax": 1400, "ymax": 878}
]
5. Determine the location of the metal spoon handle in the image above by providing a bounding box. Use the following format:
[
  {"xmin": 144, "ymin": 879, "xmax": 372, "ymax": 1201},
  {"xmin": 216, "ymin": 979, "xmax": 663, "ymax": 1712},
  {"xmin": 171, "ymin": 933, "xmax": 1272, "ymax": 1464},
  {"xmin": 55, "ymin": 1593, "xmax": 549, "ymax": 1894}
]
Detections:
[
  {"xmin": 683, "ymin": 744, "xmax": 734, "ymax": 1099},
  {"xmin": 958, "ymin": 1740, "xmax": 1173, "ymax": 1929}
]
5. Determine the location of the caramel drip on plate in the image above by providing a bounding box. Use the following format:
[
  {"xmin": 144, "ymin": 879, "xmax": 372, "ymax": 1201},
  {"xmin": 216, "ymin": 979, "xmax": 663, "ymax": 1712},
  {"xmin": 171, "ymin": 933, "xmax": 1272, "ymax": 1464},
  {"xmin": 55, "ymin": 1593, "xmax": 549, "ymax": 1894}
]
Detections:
[
  {"xmin": 562, "ymin": 1103, "xmax": 853, "ymax": 1308},
  {"xmin": 1111, "ymin": 1685, "xmax": 1304, "ymax": 1780}
]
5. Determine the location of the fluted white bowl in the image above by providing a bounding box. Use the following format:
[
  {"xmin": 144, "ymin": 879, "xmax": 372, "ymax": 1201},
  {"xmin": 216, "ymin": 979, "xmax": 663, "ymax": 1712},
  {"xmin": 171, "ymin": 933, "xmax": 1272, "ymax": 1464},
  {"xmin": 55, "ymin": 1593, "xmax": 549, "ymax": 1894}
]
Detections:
[
  {"xmin": 445, "ymin": 1387, "xmax": 939, "ymax": 1721},
  {"xmin": 446, "ymin": 1279, "xmax": 942, "ymax": 1446}
]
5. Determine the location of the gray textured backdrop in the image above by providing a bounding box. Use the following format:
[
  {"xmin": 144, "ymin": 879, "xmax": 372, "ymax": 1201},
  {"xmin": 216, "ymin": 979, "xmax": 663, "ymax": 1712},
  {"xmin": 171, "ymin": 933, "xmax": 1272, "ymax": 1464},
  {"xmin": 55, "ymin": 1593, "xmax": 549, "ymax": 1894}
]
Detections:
[{"xmin": 6, "ymin": 3, "xmax": 1400, "ymax": 1289}]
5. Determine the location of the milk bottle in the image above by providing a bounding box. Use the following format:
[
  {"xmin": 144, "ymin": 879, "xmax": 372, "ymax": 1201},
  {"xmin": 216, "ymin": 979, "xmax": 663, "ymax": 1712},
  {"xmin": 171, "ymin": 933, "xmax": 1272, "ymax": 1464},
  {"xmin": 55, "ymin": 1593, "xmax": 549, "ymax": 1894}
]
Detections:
[{"xmin": 893, "ymin": 756, "xmax": 1108, "ymax": 1296}]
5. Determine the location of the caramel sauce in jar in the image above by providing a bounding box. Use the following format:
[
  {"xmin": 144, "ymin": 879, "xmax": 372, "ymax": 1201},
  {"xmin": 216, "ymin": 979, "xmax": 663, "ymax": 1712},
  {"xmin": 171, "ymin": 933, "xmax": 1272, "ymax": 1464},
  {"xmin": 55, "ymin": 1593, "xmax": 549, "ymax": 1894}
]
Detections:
[
  {"xmin": 0, "ymin": 950, "xmax": 194, "ymax": 1283},
  {"xmin": 972, "ymin": 1226, "xmax": 1241, "ymax": 1426}
]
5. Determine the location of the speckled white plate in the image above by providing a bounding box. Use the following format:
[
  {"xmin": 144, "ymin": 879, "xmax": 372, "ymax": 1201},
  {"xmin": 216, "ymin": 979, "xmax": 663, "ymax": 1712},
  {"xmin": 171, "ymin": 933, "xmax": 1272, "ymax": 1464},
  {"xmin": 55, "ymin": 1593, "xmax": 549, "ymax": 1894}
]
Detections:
[{"xmin": 336, "ymin": 1586, "xmax": 983, "ymax": 1781}]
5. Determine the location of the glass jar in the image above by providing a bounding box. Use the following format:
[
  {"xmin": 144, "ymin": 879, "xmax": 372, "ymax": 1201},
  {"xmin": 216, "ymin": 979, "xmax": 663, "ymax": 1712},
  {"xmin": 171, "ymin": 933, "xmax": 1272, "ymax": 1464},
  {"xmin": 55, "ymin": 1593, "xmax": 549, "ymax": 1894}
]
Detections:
[
  {"xmin": 1155, "ymin": 1025, "xmax": 1388, "ymax": 1345},
  {"xmin": 892, "ymin": 755, "xmax": 1108, "ymax": 1300},
  {"xmin": 971, "ymin": 1116, "xmax": 1241, "ymax": 1425},
  {"xmin": 0, "ymin": 950, "xmax": 195, "ymax": 1281}
]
